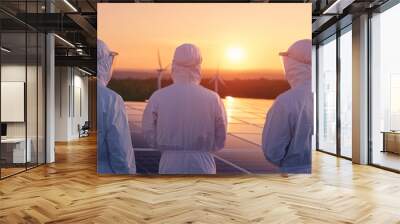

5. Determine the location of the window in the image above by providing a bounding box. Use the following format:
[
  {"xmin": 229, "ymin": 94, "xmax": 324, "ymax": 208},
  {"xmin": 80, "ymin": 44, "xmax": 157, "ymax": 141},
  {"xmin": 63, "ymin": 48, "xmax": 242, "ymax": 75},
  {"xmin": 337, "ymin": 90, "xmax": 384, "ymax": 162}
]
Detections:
[
  {"xmin": 339, "ymin": 27, "xmax": 352, "ymax": 158},
  {"xmin": 317, "ymin": 36, "xmax": 337, "ymax": 154},
  {"xmin": 370, "ymin": 3, "xmax": 400, "ymax": 171},
  {"xmin": 0, "ymin": 2, "xmax": 46, "ymax": 179}
]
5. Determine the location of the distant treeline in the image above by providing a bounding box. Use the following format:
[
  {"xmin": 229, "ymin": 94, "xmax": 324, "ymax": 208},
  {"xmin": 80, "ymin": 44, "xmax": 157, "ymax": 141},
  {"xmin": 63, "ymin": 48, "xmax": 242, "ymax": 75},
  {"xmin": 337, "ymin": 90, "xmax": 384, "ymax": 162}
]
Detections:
[{"xmin": 108, "ymin": 78, "xmax": 290, "ymax": 101}]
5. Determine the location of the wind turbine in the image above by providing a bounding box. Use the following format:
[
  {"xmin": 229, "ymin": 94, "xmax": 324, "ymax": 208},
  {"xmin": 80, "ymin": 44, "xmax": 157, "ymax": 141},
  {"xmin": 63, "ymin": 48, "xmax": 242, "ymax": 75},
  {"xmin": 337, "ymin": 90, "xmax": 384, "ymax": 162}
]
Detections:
[
  {"xmin": 209, "ymin": 64, "xmax": 225, "ymax": 95},
  {"xmin": 156, "ymin": 49, "xmax": 169, "ymax": 90}
]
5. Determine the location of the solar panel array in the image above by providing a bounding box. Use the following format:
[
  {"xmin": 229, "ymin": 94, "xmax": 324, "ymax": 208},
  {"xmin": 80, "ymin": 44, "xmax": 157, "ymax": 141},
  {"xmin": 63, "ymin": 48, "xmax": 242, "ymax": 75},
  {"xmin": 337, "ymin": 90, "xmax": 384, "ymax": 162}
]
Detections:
[{"xmin": 126, "ymin": 97, "xmax": 277, "ymax": 174}]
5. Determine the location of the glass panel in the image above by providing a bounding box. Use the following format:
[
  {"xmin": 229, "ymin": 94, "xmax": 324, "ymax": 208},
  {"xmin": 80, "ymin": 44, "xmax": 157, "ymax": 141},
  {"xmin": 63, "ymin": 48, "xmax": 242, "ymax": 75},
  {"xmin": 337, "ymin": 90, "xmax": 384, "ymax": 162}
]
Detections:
[
  {"xmin": 371, "ymin": 4, "xmax": 400, "ymax": 171},
  {"xmin": 312, "ymin": 45, "xmax": 317, "ymax": 151},
  {"xmin": 339, "ymin": 29, "xmax": 352, "ymax": 158},
  {"xmin": 26, "ymin": 0, "xmax": 39, "ymax": 169},
  {"xmin": 1, "ymin": 30, "xmax": 27, "ymax": 177},
  {"xmin": 38, "ymin": 33, "xmax": 45, "ymax": 165},
  {"xmin": 317, "ymin": 36, "xmax": 337, "ymax": 154},
  {"xmin": 27, "ymin": 31, "xmax": 38, "ymax": 169},
  {"xmin": 0, "ymin": 1, "xmax": 46, "ymax": 178}
]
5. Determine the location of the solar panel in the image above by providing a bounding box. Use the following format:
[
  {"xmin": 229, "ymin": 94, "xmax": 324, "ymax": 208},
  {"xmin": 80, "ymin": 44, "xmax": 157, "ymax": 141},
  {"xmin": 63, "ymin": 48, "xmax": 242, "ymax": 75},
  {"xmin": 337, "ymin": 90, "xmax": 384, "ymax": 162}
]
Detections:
[
  {"xmin": 135, "ymin": 151, "xmax": 161, "ymax": 174},
  {"xmin": 128, "ymin": 98, "xmax": 274, "ymax": 174}
]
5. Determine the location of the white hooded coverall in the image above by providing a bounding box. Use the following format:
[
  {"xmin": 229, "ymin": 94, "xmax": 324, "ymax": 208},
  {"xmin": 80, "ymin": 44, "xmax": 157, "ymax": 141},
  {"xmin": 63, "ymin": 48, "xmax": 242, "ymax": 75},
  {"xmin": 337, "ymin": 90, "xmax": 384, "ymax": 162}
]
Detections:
[
  {"xmin": 262, "ymin": 39, "xmax": 313, "ymax": 173},
  {"xmin": 97, "ymin": 39, "xmax": 136, "ymax": 174},
  {"xmin": 142, "ymin": 44, "xmax": 227, "ymax": 174}
]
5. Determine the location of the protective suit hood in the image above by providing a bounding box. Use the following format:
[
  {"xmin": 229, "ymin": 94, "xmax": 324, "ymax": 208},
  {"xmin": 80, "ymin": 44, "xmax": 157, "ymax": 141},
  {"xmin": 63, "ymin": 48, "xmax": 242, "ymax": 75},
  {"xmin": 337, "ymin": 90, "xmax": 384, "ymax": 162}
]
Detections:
[
  {"xmin": 171, "ymin": 44, "xmax": 203, "ymax": 84},
  {"xmin": 280, "ymin": 39, "xmax": 312, "ymax": 88},
  {"xmin": 262, "ymin": 39, "xmax": 313, "ymax": 173},
  {"xmin": 282, "ymin": 56, "xmax": 311, "ymax": 88},
  {"xmin": 97, "ymin": 39, "xmax": 135, "ymax": 174},
  {"xmin": 97, "ymin": 39, "xmax": 114, "ymax": 86}
]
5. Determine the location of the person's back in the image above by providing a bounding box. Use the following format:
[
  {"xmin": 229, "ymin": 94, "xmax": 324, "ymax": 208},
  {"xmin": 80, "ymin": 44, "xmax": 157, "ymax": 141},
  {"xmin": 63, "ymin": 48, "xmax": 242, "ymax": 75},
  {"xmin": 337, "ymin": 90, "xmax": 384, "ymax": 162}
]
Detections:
[
  {"xmin": 97, "ymin": 39, "xmax": 136, "ymax": 174},
  {"xmin": 149, "ymin": 83, "xmax": 224, "ymax": 152},
  {"xmin": 97, "ymin": 83, "xmax": 136, "ymax": 174},
  {"xmin": 262, "ymin": 39, "xmax": 312, "ymax": 173},
  {"xmin": 142, "ymin": 44, "xmax": 227, "ymax": 174},
  {"xmin": 265, "ymin": 81, "xmax": 312, "ymax": 173}
]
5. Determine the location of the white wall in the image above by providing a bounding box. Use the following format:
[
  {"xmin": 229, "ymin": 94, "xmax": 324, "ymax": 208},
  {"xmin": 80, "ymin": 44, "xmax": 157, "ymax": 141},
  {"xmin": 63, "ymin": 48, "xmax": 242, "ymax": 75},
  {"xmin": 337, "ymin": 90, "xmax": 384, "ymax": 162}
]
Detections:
[
  {"xmin": 55, "ymin": 67, "xmax": 70, "ymax": 141},
  {"xmin": 1, "ymin": 65, "xmax": 30, "ymax": 138},
  {"xmin": 72, "ymin": 73, "xmax": 89, "ymax": 137},
  {"xmin": 55, "ymin": 67, "xmax": 89, "ymax": 141}
]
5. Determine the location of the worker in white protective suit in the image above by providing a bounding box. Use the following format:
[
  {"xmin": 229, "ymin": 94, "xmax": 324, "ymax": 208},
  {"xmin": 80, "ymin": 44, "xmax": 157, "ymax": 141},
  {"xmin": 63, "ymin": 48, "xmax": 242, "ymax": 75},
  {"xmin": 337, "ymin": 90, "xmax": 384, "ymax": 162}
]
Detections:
[
  {"xmin": 262, "ymin": 39, "xmax": 313, "ymax": 174},
  {"xmin": 97, "ymin": 39, "xmax": 136, "ymax": 174},
  {"xmin": 142, "ymin": 43, "xmax": 227, "ymax": 174}
]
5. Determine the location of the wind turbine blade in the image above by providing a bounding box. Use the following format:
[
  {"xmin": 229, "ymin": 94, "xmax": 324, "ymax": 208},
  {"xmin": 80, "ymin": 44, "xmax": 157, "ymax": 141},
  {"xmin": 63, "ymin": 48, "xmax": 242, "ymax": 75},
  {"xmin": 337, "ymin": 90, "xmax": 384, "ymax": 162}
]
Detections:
[
  {"xmin": 218, "ymin": 76, "xmax": 226, "ymax": 86},
  {"xmin": 158, "ymin": 49, "xmax": 162, "ymax": 69},
  {"xmin": 209, "ymin": 76, "xmax": 216, "ymax": 84}
]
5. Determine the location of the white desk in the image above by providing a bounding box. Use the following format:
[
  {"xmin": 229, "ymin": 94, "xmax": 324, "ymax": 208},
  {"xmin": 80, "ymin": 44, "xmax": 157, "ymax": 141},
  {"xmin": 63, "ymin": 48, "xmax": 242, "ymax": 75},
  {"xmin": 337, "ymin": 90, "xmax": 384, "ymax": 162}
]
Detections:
[{"xmin": 1, "ymin": 138, "xmax": 31, "ymax": 163}]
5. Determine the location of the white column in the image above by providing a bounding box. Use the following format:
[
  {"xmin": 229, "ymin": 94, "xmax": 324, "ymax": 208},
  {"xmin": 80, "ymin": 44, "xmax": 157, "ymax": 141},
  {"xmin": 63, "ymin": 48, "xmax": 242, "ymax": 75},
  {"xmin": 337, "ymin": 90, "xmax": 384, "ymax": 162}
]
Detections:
[
  {"xmin": 352, "ymin": 14, "xmax": 369, "ymax": 164},
  {"xmin": 46, "ymin": 32, "xmax": 55, "ymax": 163},
  {"xmin": 45, "ymin": 0, "xmax": 56, "ymax": 163}
]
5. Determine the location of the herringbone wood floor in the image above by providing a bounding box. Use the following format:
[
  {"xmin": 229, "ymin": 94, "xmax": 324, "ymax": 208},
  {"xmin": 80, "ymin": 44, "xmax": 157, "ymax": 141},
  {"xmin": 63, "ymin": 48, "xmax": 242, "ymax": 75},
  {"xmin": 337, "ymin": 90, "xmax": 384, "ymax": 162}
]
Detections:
[{"xmin": 1, "ymin": 135, "xmax": 400, "ymax": 224}]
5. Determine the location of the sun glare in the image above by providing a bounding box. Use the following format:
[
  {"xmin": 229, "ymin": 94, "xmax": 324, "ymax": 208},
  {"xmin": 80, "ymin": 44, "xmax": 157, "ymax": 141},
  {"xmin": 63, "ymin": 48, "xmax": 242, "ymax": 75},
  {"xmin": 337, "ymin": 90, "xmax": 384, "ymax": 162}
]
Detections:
[
  {"xmin": 226, "ymin": 47, "xmax": 244, "ymax": 63},
  {"xmin": 226, "ymin": 96, "xmax": 234, "ymax": 102}
]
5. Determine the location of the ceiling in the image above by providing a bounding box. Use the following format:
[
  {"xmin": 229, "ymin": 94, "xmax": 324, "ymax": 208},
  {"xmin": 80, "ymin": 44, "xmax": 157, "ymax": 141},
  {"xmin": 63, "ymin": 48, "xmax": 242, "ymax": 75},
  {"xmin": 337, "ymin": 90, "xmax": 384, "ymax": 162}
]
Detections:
[{"xmin": 0, "ymin": 0, "xmax": 394, "ymax": 74}]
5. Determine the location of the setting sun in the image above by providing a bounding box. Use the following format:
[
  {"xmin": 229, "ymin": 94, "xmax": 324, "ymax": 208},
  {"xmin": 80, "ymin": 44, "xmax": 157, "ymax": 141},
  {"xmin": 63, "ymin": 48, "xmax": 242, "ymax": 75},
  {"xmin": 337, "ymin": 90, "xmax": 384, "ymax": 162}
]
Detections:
[{"xmin": 226, "ymin": 47, "xmax": 245, "ymax": 63}]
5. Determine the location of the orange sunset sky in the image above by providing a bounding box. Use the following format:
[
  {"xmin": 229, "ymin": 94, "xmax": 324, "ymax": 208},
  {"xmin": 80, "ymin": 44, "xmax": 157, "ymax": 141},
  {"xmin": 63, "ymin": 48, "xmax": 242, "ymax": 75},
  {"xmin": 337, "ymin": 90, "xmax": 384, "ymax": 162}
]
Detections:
[{"xmin": 98, "ymin": 3, "xmax": 311, "ymax": 76}]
